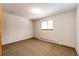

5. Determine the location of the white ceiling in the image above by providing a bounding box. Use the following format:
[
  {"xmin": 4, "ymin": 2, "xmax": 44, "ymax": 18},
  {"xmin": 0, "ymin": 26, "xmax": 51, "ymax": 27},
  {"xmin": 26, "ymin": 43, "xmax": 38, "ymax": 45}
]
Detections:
[{"xmin": 3, "ymin": 3, "xmax": 77, "ymax": 20}]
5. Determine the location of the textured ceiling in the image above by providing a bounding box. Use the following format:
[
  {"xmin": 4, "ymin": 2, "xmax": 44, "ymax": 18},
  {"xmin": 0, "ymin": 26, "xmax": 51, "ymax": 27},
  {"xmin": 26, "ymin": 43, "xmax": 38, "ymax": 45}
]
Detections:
[{"xmin": 3, "ymin": 3, "xmax": 77, "ymax": 20}]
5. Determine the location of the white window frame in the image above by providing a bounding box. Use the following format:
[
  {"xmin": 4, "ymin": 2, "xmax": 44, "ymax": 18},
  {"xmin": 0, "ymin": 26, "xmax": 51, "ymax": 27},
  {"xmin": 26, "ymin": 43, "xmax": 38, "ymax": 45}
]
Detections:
[{"xmin": 41, "ymin": 20, "xmax": 54, "ymax": 30}]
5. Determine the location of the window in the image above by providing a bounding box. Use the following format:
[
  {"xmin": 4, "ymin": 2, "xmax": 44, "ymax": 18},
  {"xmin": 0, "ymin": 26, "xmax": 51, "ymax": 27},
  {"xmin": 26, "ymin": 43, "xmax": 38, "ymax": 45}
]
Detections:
[{"xmin": 41, "ymin": 20, "xmax": 53, "ymax": 29}]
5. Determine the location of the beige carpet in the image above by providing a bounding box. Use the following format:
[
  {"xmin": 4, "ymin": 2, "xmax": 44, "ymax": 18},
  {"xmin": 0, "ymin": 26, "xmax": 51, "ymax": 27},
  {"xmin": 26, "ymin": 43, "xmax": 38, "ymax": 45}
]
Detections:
[{"xmin": 3, "ymin": 38, "xmax": 77, "ymax": 56}]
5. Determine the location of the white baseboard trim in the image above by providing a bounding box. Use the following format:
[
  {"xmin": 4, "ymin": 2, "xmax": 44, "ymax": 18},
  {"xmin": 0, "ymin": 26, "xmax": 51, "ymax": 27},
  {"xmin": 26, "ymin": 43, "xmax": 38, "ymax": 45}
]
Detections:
[
  {"xmin": 38, "ymin": 37, "xmax": 61, "ymax": 45},
  {"xmin": 2, "ymin": 37, "xmax": 33, "ymax": 45},
  {"xmin": 75, "ymin": 48, "xmax": 79, "ymax": 56},
  {"xmin": 36, "ymin": 37, "xmax": 75, "ymax": 48}
]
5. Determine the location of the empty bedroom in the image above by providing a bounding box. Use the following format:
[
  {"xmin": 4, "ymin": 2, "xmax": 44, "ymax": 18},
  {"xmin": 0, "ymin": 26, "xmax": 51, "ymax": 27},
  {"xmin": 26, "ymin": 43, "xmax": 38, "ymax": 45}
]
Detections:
[{"xmin": 0, "ymin": 3, "xmax": 79, "ymax": 56}]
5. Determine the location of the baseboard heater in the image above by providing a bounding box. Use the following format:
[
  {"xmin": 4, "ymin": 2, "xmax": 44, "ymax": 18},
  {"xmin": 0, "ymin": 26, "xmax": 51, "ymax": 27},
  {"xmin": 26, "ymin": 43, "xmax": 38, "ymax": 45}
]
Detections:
[{"xmin": 38, "ymin": 37, "xmax": 61, "ymax": 45}]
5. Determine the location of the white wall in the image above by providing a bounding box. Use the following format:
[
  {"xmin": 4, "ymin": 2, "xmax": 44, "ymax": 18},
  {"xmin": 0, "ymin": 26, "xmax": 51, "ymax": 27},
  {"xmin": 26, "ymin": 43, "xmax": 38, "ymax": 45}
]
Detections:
[
  {"xmin": 2, "ymin": 12, "xmax": 33, "ymax": 45},
  {"xmin": 34, "ymin": 10, "xmax": 75, "ymax": 48},
  {"xmin": 76, "ymin": 4, "xmax": 79, "ymax": 55},
  {"xmin": 2, "ymin": 10, "xmax": 76, "ymax": 48}
]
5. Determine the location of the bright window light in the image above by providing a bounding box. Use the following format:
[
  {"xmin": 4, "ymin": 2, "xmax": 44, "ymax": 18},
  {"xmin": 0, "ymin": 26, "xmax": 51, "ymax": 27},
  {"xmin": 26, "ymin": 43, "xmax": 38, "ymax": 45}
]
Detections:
[
  {"xmin": 41, "ymin": 20, "xmax": 54, "ymax": 29},
  {"xmin": 31, "ymin": 8, "xmax": 42, "ymax": 14}
]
